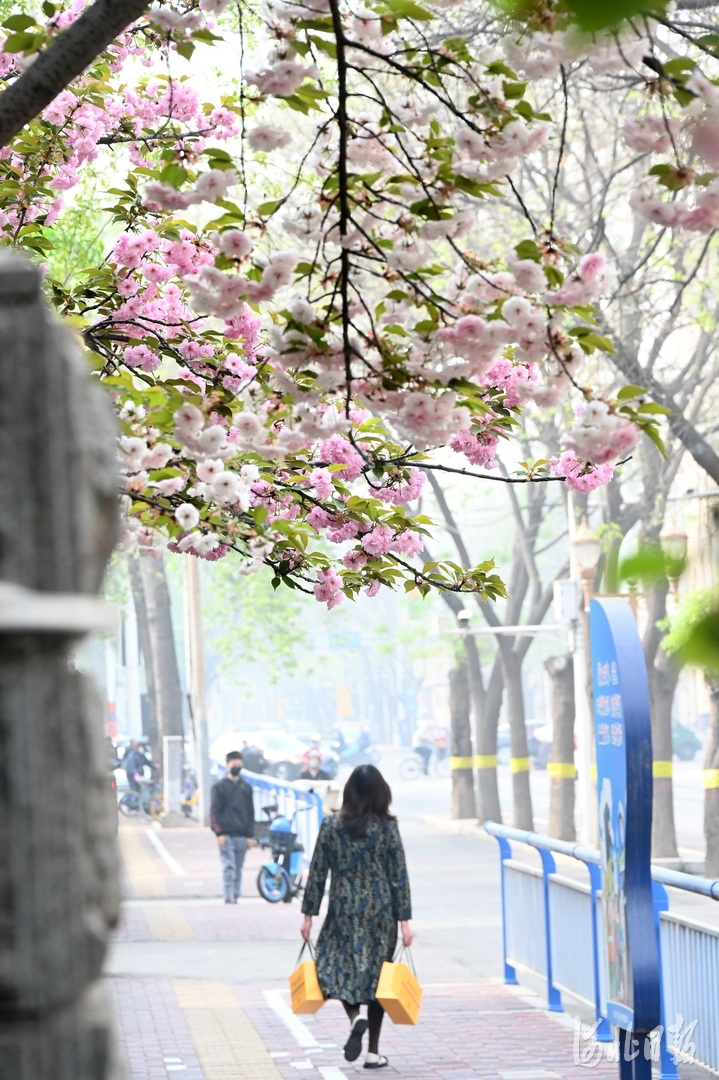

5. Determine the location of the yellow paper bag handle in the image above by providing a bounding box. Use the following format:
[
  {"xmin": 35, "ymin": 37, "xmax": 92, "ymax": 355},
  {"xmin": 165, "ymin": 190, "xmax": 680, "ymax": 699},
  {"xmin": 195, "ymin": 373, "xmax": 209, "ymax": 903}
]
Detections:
[{"xmin": 295, "ymin": 938, "xmax": 316, "ymax": 967}]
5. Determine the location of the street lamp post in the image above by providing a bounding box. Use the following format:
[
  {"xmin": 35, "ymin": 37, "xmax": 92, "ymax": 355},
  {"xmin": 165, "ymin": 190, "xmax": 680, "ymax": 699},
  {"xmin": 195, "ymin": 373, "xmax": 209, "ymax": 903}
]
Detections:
[{"xmin": 568, "ymin": 509, "xmax": 602, "ymax": 846}]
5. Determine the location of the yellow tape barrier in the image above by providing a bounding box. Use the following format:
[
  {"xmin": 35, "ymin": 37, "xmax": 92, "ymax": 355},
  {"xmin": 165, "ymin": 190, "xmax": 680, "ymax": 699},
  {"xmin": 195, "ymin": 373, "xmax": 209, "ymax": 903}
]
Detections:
[
  {"xmin": 704, "ymin": 769, "xmax": 719, "ymax": 789},
  {"xmin": 510, "ymin": 757, "xmax": 530, "ymax": 774},
  {"xmin": 547, "ymin": 762, "xmax": 576, "ymax": 779},
  {"xmin": 475, "ymin": 755, "xmax": 498, "ymax": 768},
  {"xmin": 590, "ymin": 764, "xmax": 598, "ymax": 782},
  {"xmin": 652, "ymin": 760, "xmax": 673, "ymax": 779},
  {"xmin": 450, "ymin": 756, "xmax": 473, "ymax": 770}
]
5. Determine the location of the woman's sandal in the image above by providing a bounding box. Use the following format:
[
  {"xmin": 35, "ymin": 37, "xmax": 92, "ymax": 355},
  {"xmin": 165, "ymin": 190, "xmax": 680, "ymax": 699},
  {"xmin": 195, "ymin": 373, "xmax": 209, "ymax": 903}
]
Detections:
[
  {"xmin": 364, "ymin": 1054, "xmax": 389, "ymax": 1069},
  {"xmin": 344, "ymin": 1016, "xmax": 368, "ymax": 1062}
]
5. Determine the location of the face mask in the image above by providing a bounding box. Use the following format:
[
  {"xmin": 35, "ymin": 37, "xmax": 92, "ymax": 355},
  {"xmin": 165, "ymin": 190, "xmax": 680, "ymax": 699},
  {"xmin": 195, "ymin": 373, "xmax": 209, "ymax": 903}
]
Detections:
[{"xmin": 230, "ymin": 765, "xmax": 242, "ymax": 776}]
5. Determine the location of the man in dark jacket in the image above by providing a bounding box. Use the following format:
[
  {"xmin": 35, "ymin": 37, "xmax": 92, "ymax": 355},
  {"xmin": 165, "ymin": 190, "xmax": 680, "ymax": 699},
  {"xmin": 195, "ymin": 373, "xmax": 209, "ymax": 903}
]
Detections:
[{"xmin": 211, "ymin": 750, "xmax": 255, "ymax": 904}]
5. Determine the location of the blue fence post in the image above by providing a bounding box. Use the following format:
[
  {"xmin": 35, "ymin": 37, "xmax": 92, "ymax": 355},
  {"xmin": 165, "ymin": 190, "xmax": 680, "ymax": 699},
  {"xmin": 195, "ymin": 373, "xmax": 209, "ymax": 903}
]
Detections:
[
  {"xmin": 652, "ymin": 880, "xmax": 680, "ymax": 1080},
  {"xmin": 537, "ymin": 847, "xmax": 563, "ymax": 1012},
  {"xmin": 581, "ymin": 859, "xmax": 612, "ymax": 1041},
  {"xmin": 496, "ymin": 836, "xmax": 518, "ymax": 985}
]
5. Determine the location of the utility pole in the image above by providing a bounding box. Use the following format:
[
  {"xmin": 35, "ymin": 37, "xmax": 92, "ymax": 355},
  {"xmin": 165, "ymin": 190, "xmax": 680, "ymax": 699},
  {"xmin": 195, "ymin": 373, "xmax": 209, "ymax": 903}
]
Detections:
[{"xmin": 186, "ymin": 555, "xmax": 211, "ymax": 827}]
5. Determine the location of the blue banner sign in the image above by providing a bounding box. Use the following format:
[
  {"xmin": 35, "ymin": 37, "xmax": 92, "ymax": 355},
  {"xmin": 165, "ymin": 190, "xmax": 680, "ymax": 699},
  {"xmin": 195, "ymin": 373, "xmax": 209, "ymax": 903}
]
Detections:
[{"xmin": 589, "ymin": 598, "xmax": 660, "ymax": 1036}]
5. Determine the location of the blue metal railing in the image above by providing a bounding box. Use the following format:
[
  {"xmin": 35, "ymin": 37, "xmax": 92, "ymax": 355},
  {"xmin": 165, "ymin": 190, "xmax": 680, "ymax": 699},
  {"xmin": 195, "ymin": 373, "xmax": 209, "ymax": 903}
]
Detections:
[
  {"xmin": 244, "ymin": 771, "xmax": 324, "ymax": 866},
  {"xmin": 485, "ymin": 821, "xmax": 719, "ymax": 1077}
]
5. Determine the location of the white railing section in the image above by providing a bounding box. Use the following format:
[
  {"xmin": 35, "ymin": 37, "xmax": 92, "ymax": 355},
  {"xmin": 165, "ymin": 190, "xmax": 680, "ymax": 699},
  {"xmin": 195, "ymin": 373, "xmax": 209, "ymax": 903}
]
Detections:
[{"xmin": 486, "ymin": 821, "xmax": 719, "ymax": 1076}]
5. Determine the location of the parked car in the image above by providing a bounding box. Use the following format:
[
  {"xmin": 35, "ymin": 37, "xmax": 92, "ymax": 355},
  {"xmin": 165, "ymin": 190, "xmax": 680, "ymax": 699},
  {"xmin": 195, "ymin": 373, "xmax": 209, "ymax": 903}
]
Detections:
[
  {"xmin": 672, "ymin": 719, "xmax": 702, "ymax": 761},
  {"xmin": 210, "ymin": 729, "xmax": 308, "ymax": 780},
  {"xmin": 496, "ymin": 719, "xmax": 547, "ymax": 765}
]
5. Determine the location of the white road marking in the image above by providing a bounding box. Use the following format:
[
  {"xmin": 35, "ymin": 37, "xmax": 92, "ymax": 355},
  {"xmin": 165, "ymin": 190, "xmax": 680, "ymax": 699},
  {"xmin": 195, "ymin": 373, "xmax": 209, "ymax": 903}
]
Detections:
[
  {"xmin": 145, "ymin": 828, "xmax": 187, "ymax": 876},
  {"xmin": 263, "ymin": 990, "xmax": 321, "ymax": 1048},
  {"xmin": 317, "ymin": 1069, "xmax": 349, "ymax": 1079}
]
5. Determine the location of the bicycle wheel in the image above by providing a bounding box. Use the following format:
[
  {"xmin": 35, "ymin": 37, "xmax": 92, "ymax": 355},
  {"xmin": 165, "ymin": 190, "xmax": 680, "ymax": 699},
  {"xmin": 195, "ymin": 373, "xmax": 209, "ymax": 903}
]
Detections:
[
  {"xmin": 149, "ymin": 792, "xmax": 164, "ymax": 821},
  {"xmin": 434, "ymin": 755, "xmax": 451, "ymax": 779},
  {"xmin": 139, "ymin": 789, "xmax": 157, "ymax": 820},
  {"xmin": 400, "ymin": 757, "xmax": 421, "ymax": 780},
  {"xmin": 257, "ymin": 866, "xmax": 289, "ymax": 903},
  {"xmin": 118, "ymin": 792, "xmax": 141, "ymax": 817}
]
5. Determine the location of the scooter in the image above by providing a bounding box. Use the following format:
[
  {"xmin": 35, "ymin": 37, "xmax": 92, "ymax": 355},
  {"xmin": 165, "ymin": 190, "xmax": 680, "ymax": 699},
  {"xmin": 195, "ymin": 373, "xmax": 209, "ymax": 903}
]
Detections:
[{"xmin": 256, "ymin": 810, "xmax": 306, "ymax": 904}]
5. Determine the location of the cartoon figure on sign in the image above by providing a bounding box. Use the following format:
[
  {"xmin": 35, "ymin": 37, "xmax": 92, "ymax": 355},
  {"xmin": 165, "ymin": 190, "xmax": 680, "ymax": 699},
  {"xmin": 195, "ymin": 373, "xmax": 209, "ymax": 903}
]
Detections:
[{"xmin": 599, "ymin": 778, "xmax": 630, "ymax": 1010}]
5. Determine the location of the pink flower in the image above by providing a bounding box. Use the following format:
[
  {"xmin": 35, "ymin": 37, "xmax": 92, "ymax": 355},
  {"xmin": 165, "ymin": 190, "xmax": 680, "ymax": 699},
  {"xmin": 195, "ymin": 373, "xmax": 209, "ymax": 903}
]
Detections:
[
  {"xmin": 314, "ymin": 566, "xmax": 344, "ymax": 609},
  {"xmin": 307, "ymin": 506, "xmax": 331, "ymax": 530},
  {"xmin": 361, "ymin": 525, "xmax": 395, "ymax": 557},
  {"xmin": 310, "ymin": 468, "xmax": 334, "ymax": 500},
  {"xmin": 390, "ymin": 531, "xmax": 423, "ymax": 556},
  {"xmin": 247, "ymin": 125, "xmax": 292, "ymax": 152},
  {"xmin": 374, "ymin": 467, "xmax": 425, "ymax": 505},
  {"xmin": 124, "ymin": 344, "xmax": 161, "ymax": 372},
  {"xmin": 219, "ymin": 230, "xmax": 253, "ymax": 259},
  {"xmin": 551, "ymin": 451, "xmax": 615, "ymax": 492},
  {"xmin": 365, "ymin": 579, "xmax": 381, "ymax": 597},
  {"xmin": 450, "ymin": 427, "xmax": 499, "ymax": 468},
  {"xmin": 692, "ymin": 118, "xmax": 719, "ymax": 167},
  {"xmin": 318, "ymin": 434, "xmax": 364, "ymax": 481},
  {"xmin": 327, "ymin": 519, "xmax": 361, "ymax": 543},
  {"xmin": 343, "ymin": 549, "xmax": 368, "ymax": 570}
]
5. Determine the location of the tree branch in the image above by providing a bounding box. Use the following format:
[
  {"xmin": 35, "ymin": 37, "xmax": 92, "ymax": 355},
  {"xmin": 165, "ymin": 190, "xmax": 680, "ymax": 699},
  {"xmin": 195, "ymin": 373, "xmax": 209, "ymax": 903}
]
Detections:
[{"xmin": 0, "ymin": 0, "xmax": 151, "ymax": 148}]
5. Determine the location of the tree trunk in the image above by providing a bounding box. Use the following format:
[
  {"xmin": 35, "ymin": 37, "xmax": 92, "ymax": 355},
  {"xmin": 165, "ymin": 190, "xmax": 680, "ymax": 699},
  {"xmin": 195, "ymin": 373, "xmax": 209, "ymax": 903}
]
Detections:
[
  {"xmin": 499, "ymin": 647, "xmax": 533, "ymax": 830},
  {"xmin": 128, "ymin": 556, "xmax": 159, "ymax": 759},
  {"xmin": 704, "ymin": 675, "xmax": 719, "ymax": 877},
  {"xmin": 129, "ymin": 555, "xmax": 183, "ymax": 762},
  {"xmin": 475, "ymin": 653, "xmax": 503, "ymax": 824},
  {"xmin": 545, "ymin": 654, "xmax": 576, "ymax": 841},
  {"xmin": 650, "ymin": 647, "xmax": 680, "ymax": 858},
  {"xmin": 450, "ymin": 662, "xmax": 475, "ymax": 819},
  {"xmin": 0, "ymin": 255, "xmax": 122, "ymax": 1077},
  {"xmin": 643, "ymin": 582, "xmax": 680, "ymax": 860}
]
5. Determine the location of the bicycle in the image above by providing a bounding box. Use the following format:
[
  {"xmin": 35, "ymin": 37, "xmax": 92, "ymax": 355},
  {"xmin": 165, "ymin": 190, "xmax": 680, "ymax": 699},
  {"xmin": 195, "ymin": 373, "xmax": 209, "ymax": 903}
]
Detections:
[
  {"xmin": 118, "ymin": 777, "xmax": 163, "ymax": 821},
  {"xmin": 399, "ymin": 747, "xmax": 451, "ymax": 780},
  {"xmin": 138, "ymin": 774, "xmax": 200, "ymax": 822}
]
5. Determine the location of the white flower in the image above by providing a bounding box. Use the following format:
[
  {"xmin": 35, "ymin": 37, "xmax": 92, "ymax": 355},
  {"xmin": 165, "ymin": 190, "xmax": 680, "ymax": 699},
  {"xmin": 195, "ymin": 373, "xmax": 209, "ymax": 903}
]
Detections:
[
  {"xmin": 196, "ymin": 459, "xmax": 225, "ymax": 482},
  {"xmin": 210, "ymin": 471, "xmax": 242, "ymax": 504},
  {"xmin": 174, "ymin": 403, "xmax": 204, "ymax": 438},
  {"xmin": 219, "ymin": 230, "xmax": 253, "ymax": 260},
  {"xmin": 193, "ymin": 532, "xmax": 220, "ymax": 554},
  {"xmin": 198, "ymin": 425, "xmax": 228, "ymax": 454},
  {"xmin": 247, "ymin": 124, "xmax": 292, "ymax": 152},
  {"xmin": 175, "ymin": 503, "xmax": 200, "ymax": 530}
]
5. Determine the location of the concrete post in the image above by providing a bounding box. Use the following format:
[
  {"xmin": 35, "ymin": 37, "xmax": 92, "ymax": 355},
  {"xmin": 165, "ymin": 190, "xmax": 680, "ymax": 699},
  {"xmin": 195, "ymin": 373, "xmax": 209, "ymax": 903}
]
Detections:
[
  {"xmin": 162, "ymin": 735, "xmax": 185, "ymax": 827},
  {"xmin": 0, "ymin": 254, "xmax": 122, "ymax": 1077},
  {"xmin": 186, "ymin": 556, "xmax": 211, "ymax": 827}
]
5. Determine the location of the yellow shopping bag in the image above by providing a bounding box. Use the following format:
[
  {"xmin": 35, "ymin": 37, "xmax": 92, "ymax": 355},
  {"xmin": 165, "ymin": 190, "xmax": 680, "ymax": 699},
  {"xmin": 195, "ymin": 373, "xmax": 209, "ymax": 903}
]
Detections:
[
  {"xmin": 290, "ymin": 940, "xmax": 325, "ymax": 1015},
  {"xmin": 375, "ymin": 947, "xmax": 422, "ymax": 1025}
]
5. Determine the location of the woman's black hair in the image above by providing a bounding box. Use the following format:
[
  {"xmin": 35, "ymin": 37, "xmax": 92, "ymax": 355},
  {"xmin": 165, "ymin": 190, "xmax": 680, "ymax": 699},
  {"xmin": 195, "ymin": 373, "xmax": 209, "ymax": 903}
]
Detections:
[{"xmin": 340, "ymin": 765, "xmax": 395, "ymax": 839}]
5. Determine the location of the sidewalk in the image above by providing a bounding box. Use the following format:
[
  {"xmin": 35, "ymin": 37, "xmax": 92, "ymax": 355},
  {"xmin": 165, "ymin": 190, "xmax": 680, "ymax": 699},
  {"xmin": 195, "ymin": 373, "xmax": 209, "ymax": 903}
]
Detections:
[{"xmin": 109, "ymin": 819, "xmax": 616, "ymax": 1080}]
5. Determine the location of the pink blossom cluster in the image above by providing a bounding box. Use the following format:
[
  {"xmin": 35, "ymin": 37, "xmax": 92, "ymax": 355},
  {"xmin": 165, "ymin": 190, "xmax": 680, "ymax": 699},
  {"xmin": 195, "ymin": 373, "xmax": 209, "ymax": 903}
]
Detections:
[
  {"xmin": 451, "ymin": 425, "xmax": 500, "ymax": 468},
  {"xmin": 374, "ymin": 467, "xmax": 425, "ymax": 504},
  {"xmin": 314, "ymin": 566, "xmax": 344, "ymax": 609},
  {"xmin": 623, "ymin": 114, "xmax": 679, "ymax": 154},
  {"xmin": 143, "ymin": 169, "xmax": 238, "ymax": 212},
  {"xmin": 564, "ymin": 400, "xmax": 639, "ymax": 465},
  {"xmin": 631, "ymin": 180, "xmax": 719, "ymax": 234},
  {"xmin": 550, "ymin": 451, "xmax": 615, "ymax": 492},
  {"xmin": 544, "ymin": 252, "xmax": 609, "ymax": 307}
]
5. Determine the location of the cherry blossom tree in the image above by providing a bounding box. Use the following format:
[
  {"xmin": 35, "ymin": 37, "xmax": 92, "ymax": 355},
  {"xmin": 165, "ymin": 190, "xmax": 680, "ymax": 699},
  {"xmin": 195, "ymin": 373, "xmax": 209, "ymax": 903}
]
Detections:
[{"xmin": 0, "ymin": 0, "xmax": 715, "ymax": 617}]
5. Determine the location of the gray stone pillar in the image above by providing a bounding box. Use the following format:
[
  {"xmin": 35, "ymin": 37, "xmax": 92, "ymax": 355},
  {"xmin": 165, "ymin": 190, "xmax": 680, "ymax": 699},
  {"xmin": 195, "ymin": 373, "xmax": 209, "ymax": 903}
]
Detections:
[{"xmin": 0, "ymin": 254, "xmax": 122, "ymax": 1078}]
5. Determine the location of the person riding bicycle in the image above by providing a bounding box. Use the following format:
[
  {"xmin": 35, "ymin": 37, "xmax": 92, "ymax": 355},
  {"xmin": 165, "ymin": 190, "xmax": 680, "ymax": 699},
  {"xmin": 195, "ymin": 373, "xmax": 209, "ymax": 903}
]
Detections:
[
  {"xmin": 124, "ymin": 740, "xmax": 152, "ymax": 793},
  {"xmin": 411, "ymin": 723, "xmax": 433, "ymax": 775}
]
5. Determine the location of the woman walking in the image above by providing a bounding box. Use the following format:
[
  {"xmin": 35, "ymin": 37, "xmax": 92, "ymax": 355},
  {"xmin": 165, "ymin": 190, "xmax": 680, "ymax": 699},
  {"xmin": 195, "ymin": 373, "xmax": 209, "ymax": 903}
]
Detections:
[{"xmin": 300, "ymin": 764, "xmax": 413, "ymax": 1070}]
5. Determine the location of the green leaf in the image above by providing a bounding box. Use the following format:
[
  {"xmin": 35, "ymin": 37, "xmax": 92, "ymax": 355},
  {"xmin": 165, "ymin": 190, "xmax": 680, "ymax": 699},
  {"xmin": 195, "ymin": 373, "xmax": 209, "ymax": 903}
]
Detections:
[
  {"xmin": 160, "ymin": 163, "xmax": 188, "ymax": 190},
  {"xmin": 617, "ymin": 384, "xmax": 648, "ymax": 400},
  {"xmin": 502, "ymin": 80, "xmax": 527, "ymax": 99},
  {"xmin": 515, "ymin": 239, "xmax": 541, "ymax": 263},
  {"xmin": 3, "ymin": 14, "xmax": 37, "ymax": 30},
  {"xmin": 636, "ymin": 401, "xmax": 672, "ymax": 415},
  {"xmin": 3, "ymin": 30, "xmax": 40, "ymax": 52},
  {"xmin": 385, "ymin": 0, "xmax": 434, "ymax": 18},
  {"xmin": 257, "ymin": 199, "xmax": 281, "ymax": 215},
  {"xmin": 176, "ymin": 40, "xmax": 195, "ymax": 60}
]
